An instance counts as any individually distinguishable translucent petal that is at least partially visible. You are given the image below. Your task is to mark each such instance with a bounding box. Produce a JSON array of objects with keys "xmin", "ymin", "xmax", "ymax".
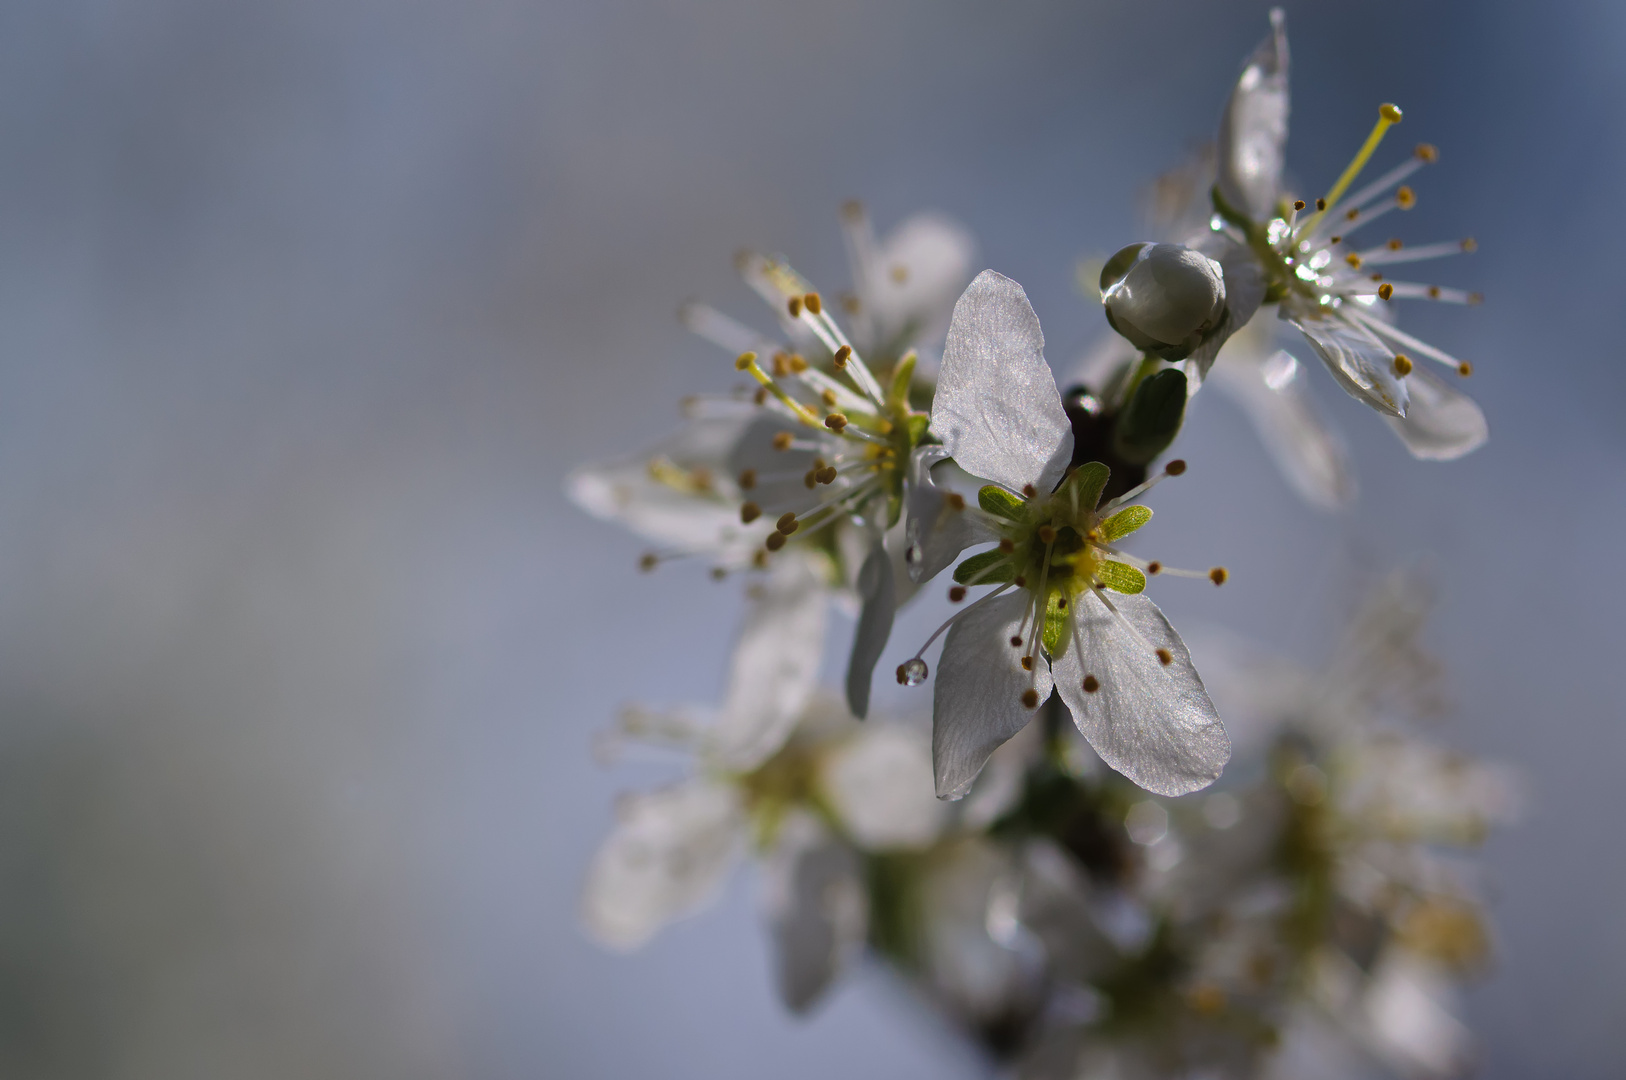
[
  {"xmin": 845, "ymin": 533, "xmax": 897, "ymax": 719},
  {"xmin": 1216, "ymin": 8, "xmax": 1290, "ymax": 222},
  {"xmin": 932, "ymin": 591, "xmax": 1053, "ymax": 799},
  {"xmin": 903, "ymin": 446, "xmax": 999, "ymax": 584},
  {"xmin": 580, "ymin": 780, "xmax": 742, "ymax": 950},
  {"xmin": 863, "ymin": 212, "xmax": 977, "ymax": 351},
  {"xmin": 1384, "ymin": 366, "xmax": 1488, "ymax": 461},
  {"xmin": 1287, "ymin": 305, "xmax": 1410, "ymax": 417},
  {"xmin": 762, "ymin": 812, "xmax": 867, "ymax": 1013},
  {"xmin": 821, "ymin": 724, "xmax": 945, "ymax": 849},
  {"xmin": 935, "ymin": 270, "xmax": 1074, "ymax": 494},
  {"xmin": 711, "ymin": 552, "xmax": 829, "ymax": 769},
  {"xmin": 1051, "ymin": 592, "xmax": 1229, "ymax": 796},
  {"xmin": 1210, "ymin": 348, "xmax": 1357, "ymax": 509}
]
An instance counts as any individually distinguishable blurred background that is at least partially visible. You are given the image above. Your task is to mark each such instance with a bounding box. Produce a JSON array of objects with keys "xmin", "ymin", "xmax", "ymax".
[{"xmin": 0, "ymin": 0, "xmax": 1621, "ymax": 1076}]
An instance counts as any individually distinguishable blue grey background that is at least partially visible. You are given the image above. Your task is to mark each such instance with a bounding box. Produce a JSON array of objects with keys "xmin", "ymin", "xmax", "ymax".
[{"xmin": 0, "ymin": 0, "xmax": 1620, "ymax": 1076}]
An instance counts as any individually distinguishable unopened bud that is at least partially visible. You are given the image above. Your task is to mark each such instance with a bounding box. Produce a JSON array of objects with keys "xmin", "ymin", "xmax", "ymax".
[{"xmin": 1101, "ymin": 243, "xmax": 1227, "ymax": 361}]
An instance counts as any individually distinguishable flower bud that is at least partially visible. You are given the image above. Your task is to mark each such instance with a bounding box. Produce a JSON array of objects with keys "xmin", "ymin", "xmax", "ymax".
[{"xmin": 1101, "ymin": 243, "xmax": 1227, "ymax": 360}]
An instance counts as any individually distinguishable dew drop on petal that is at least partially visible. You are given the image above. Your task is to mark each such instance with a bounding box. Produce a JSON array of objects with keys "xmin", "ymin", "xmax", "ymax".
[{"xmin": 897, "ymin": 659, "xmax": 928, "ymax": 687}]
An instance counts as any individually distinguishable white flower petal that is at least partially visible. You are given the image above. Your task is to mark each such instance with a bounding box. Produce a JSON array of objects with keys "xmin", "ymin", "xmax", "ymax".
[
  {"xmin": 1216, "ymin": 8, "xmax": 1290, "ymax": 222},
  {"xmin": 1211, "ymin": 348, "xmax": 1357, "ymax": 509},
  {"xmin": 1183, "ymin": 240, "xmax": 1269, "ymax": 386},
  {"xmin": 865, "ymin": 212, "xmax": 977, "ymax": 350},
  {"xmin": 762, "ymin": 812, "xmax": 867, "ymax": 1013},
  {"xmin": 935, "ymin": 270, "xmax": 1074, "ymax": 494},
  {"xmin": 1287, "ymin": 305, "xmax": 1410, "ymax": 418},
  {"xmin": 1363, "ymin": 954, "xmax": 1474, "ymax": 1079},
  {"xmin": 566, "ymin": 416, "xmax": 766, "ymax": 559},
  {"xmin": 821, "ymin": 724, "xmax": 945, "ymax": 849},
  {"xmin": 1051, "ymin": 592, "xmax": 1229, "ymax": 796},
  {"xmin": 711, "ymin": 551, "xmax": 829, "ymax": 769},
  {"xmin": 933, "ymin": 591, "xmax": 1053, "ymax": 799},
  {"xmin": 580, "ymin": 780, "xmax": 742, "ymax": 950},
  {"xmin": 845, "ymin": 533, "xmax": 897, "ymax": 719},
  {"xmin": 1385, "ymin": 365, "xmax": 1488, "ymax": 461},
  {"xmin": 903, "ymin": 446, "xmax": 1000, "ymax": 584}
]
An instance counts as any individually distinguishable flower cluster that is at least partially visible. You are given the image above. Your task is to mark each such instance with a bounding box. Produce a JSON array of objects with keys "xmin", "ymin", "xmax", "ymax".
[{"xmin": 568, "ymin": 9, "xmax": 1507, "ymax": 1077}]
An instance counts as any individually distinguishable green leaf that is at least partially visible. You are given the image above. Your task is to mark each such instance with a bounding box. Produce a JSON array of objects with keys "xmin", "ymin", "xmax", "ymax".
[
  {"xmin": 1112, "ymin": 367, "xmax": 1188, "ymax": 465},
  {"xmin": 953, "ymin": 549, "xmax": 1016, "ymax": 585},
  {"xmin": 889, "ymin": 352, "xmax": 918, "ymax": 407},
  {"xmin": 1041, "ymin": 590, "xmax": 1071, "ymax": 657},
  {"xmin": 1095, "ymin": 561, "xmax": 1147, "ymax": 594},
  {"xmin": 977, "ymin": 484, "xmax": 1026, "ymax": 519},
  {"xmin": 1099, "ymin": 504, "xmax": 1152, "ymax": 542},
  {"xmin": 1059, "ymin": 461, "xmax": 1110, "ymax": 513}
]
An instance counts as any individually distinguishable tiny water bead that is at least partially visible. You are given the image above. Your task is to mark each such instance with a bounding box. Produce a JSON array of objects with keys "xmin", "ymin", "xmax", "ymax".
[{"xmin": 896, "ymin": 658, "xmax": 929, "ymax": 686}]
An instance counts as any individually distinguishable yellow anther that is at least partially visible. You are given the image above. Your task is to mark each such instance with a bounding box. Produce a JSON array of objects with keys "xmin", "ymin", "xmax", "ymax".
[
  {"xmin": 803, "ymin": 292, "xmax": 822, "ymax": 315},
  {"xmin": 1370, "ymin": 272, "xmax": 1385, "ymax": 281},
  {"xmin": 1428, "ymin": 286, "xmax": 1441, "ymax": 299},
  {"xmin": 841, "ymin": 199, "xmax": 863, "ymax": 221},
  {"xmin": 841, "ymin": 295, "xmax": 861, "ymax": 315},
  {"xmin": 999, "ymin": 539, "xmax": 1015, "ymax": 553},
  {"xmin": 1345, "ymin": 252, "xmax": 1363, "ymax": 268},
  {"xmin": 1461, "ymin": 237, "xmax": 1478, "ymax": 252},
  {"xmin": 776, "ymin": 512, "xmax": 798, "ymax": 534},
  {"xmin": 639, "ymin": 553, "xmax": 658, "ymax": 572},
  {"xmin": 1468, "ymin": 292, "xmax": 1484, "ymax": 306},
  {"xmin": 1396, "ymin": 185, "xmax": 1416, "ymax": 209},
  {"xmin": 1380, "ymin": 102, "xmax": 1404, "ymax": 123},
  {"xmin": 772, "ymin": 431, "xmax": 794, "ymax": 451},
  {"xmin": 1020, "ymin": 689, "xmax": 1040, "ymax": 709},
  {"xmin": 1378, "ymin": 283, "xmax": 1395, "ymax": 300},
  {"xmin": 824, "ymin": 413, "xmax": 848, "ymax": 431},
  {"xmin": 1304, "ymin": 106, "xmax": 1401, "ymax": 234},
  {"xmin": 1415, "ymin": 142, "xmax": 1439, "ymax": 162},
  {"xmin": 1293, "ymin": 199, "xmax": 1306, "ymax": 211},
  {"xmin": 738, "ymin": 468, "xmax": 757, "ymax": 490},
  {"xmin": 1209, "ymin": 567, "xmax": 1229, "ymax": 586},
  {"xmin": 1316, "ymin": 198, "xmax": 1327, "ymax": 211},
  {"xmin": 946, "ymin": 493, "xmax": 966, "ymax": 511},
  {"xmin": 1387, "ymin": 238, "xmax": 1404, "ymax": 251},
  {"xmin": 816, "ymin": 466, "xmax": 838, "ymax": 485},
  {"xmin": 690, "ymin": 468, "xmax": 713, "ymax": 492},
  {"xmin": 1082, "ymin": 675, "xmax": 1100, "ymax": 693},
  {"xmin": 1147, "ymin": 561, "xmax": 1162, "ymax": 575},
  {"xmin": 1457, "ymin": 361, "xmax": 1474, "ymax": 377},
  {"xmin": 752, "ymin": 549, "xmax": 768, "ymax": 568},
  {"xmin": 787, "ymin": 296, "xmax": 803, "ymax": 318},
  {"xmin": 771, "ymin": 352, "xmax": 791, "ymax": 377},
  {"xmin": 1345, "ymin": 207, "xmax": 1360, "ymax": 222},
  {"xmin": 1038, "ymin": 524, "xmax": 1057, "ymax": 543},
  {"xmin": 1156, "ymin": 648, "xmax": 1173, "ymax": 666},
  {"xmin": 1393, "ymin": 354, "xmax": 1413, "ymax": 376},
  {"xmin": 789, "ymin": 354, "xmax": 809, "ymax": 373},
  {"xmin": 1330, "ymin": 235, "xmax": 1343, "ymax": 244},
  {"xmin": 735, "ymin": 350, "xmax": 757, "ymax": 371},
  {"xmin": 821, "ymin": 389, "xmax": 838, "ymax": 407},
  {"xmin": 740, "ymin": 501, "xmax": 762, "ymax": 524},
  {"xmin": 753, "ymin": 387, "xmax": 768, "ymax": 405},
  {"xmin": 833, "ymin": 345, "xmax": 852, "ymax": 368},
  {"xmin": 765, "ymin": 532, "xmax": 787, "ymax": 552},
  {"xmin": 1165, "ymin": 459, "xmax": 1187, "ymax": 476},
  {"xmin": 1021, "ymin": 656, "xmax": 1033, "ymax": 671},
  {"xmin": 890, "ymin": 265, "xmax": 908, "ymax": 284},
  {"xmin": 803, "ymin": 470, "xmax": 817, "ymax": 489}
]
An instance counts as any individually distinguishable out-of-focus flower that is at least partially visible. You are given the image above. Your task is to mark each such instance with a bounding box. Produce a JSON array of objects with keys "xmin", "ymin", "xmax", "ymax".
[
  {"xmin": 582, "ymin": 553, "xmax": 946, "ymax": 1009},
  {"xmin": 1210, "ymin": 9, "xmax": 1488, "ymax": 460},
  {"xmin": 836, "ymin": 201, "xmax": 978, "ymax": 371},
  {"xmin": 896, "ymin": 270, "xmax": 1230, "ymax": 799}
]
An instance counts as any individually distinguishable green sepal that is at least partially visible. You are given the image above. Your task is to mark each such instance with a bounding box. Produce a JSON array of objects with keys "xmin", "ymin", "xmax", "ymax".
[
  {"xmin": 1112, "ymin": 367, "xmax": 1188, "ymax": 465},
  {"xmin": 977, "ymin": 484, "xmax": 1026, "ymax": 519},
  {"xmin": 1099, "ymin": 504, "xmax": 1152, "ymax": 543},
  {"xmin": 953, "ymin": 549, "xmax": 1016, "ymax": 585},
  {"xmin": 903, "ymin": 412, "xmax": 929, "ymax": 448},
  {"xmin": 889, "ymin": 352, "xmax": 918, "ymax": 408},
  {"xmin": 1059, "ymin": 461, "xmax": 1110, "ymax": 514},
  {"xmin": 1041, "ymin": 590, "xmax": 1071, "ymax": 657},
  {"xmin": 1096, "ymin": 561, "xmax": 1147, "ymax": 594}
]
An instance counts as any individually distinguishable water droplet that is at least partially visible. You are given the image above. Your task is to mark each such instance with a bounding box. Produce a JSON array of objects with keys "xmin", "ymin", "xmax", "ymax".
[
  {"xmin": 896, "ymin": 658, "xmax": 928, "ymax": 686},
  {"xmin": 905, "ymin": 543, "xmax": 923, "ymax": 565}
]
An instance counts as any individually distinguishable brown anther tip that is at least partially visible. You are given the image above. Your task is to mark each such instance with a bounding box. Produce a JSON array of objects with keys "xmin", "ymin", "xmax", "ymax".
[
  {"xmin": 1415, "ymin": 142, "xmax": 1439, "ymax": 162},
  {"xmin": 890, "ymin": 264, "xmax": 909, "ymax": 284},
  {"xmin": 803, "ymin": 292, "xmax": 822, "ymax": 315},
  {"xmin": 771, "ymin": 352, "xmax": 789, "ymax": 377},
  {"xmin": 1370, "ymin": 272, "xmax": 1385, "ymax": 282},
  {"xmin": 752, "ymin": 549, "xmax": 768, "ymax": 569},
  {"xmin": 1396, "ymin": 186, "xmax": 1416, "ymax": 209},
  {"xmin": 764, "ymin": 532, "xmax": 787, "ymax": 552},
  {"xmin": 998, "ymin": 539, "xmax": 1015, "ymax": 553},
  {"xmin": 1209, "ymin": 567, "xmax": 1229, "ymax": 586},
  {"xmin": 1010, "ymin": 636, "xmax": 1023, "ymax": 647},
  {"xmin": 776, "ymin": 511, "xmax": 798, "ymax": 534},
  {"xmin": 735, "ymin": 351, "xmax": 757, "ymax": 371},
  {"xmin": 833, "ymin": 344, "xmax": 852, "ymax": 368},
  {"xmin": 1329, "ymin": 235, "xmax": 1342, "ymax": 245},
  {"xmin": 1345, "ymin": 207, "xmax": 1360, "ymax": 221},
  {"xmin": 1378, "ymin": 283, "xmax": 1395, "ymax": 300},
  {"xmin": 1468, "ymin": 292, "xmax": 1484, "ymax": 306},
  {"xmin": 789, "ymin": 354, "xmax": 808, "ymax": 373},
  {"xmin": 841, "ymin": 199, "xmax": 863, "ymax": 220},
  {"xmin": 1082, "ymin": 675, "xmax": 1100, "ymax": 693},
  {"xmin": 709, "ymin": 566, "xmax": 727, "ymax": 581},
  {"xmin": 1022, "ymin": 484, "xmax": 1037, "ymax": 498},
  {"xmin": 1038, "ymin": 524, "xmax": 1057, "ymax": 543},
  {"xmin": 1461, "ymin": 237, "xmax": 1478, "ymax": 252},
  {"xmin": 1020, "ymin": 689, "xmax": 1040, "ymax": 709},
  {"xmin": 1428, "ymin": 285, "xmax": 1441, "ymax": 299},
  {"xmin": 787, "ymin": 296, "xmax": 804, "ymax": 318},
  {"xmin": 1055, "ymin": 597, "xmax": 1067, "ymax": 609},
  {"xmin": 1021, "ymin": 656, "xmax": 1033, "ymax": 671},
  {"xmin": 821, "ymin": 389, "xmax": 838, "ymax": 407},
  {"xmin": 1316, "ymin": 198, "xmax": 1327, "ymax": 211},
  {"xmin": 753, "ymin": 387, "xmax": 768, "ymax": 406},
  {"xmin": 738, "ymin": 468, "xmax": 757, "ymax": 490},
  {"xmin": 824, "ymin": 413, "xmax": 848, "ymax": 431},
  {"xmin": 1380, "ymin": 102, "xmax": 1403, "ymax": 123},
  {"xmin": 1165, "ymin": 459, "xmax": 1187, "ymax": 476},
  {"xmin": 841, "ymin": 295, "xmax": 861, "ymax": 315},
  {"xmin": 1013, "ymin": 575, "xmax": 1027, "ymax": 588},
  {"xmin": 1393, "ymin": 354, "xmax": 1413, "ymax": 376},
  {"xmin": 638, "ymin": 553, "xmax": 659, "ymax": 572},
  {"xmin": 946, "ymin": 493, "xmax": 966, "ymax": 511},
  {"xmin": 816, "ymin": 466, "xmax": 838, "ymax": 485},
  {"xmin": 949, "ymin": 586, "xmax": 967, "ymax": 603},
  {"xmin": 1147, "ymin": 561, "xmax": 1162, "ymax": 575},
  {"xmin": 740, "ymin": 501, "xmax": 762, "ymax": 524},
  {"xmin": 772, "ymin": 431, "xmax": 794, "ymax": 451},
  {"xmin": 1385, "ymin": 238, "xmax": 1402, "ymax": 252},
  {"xmin": 1457, "ymin": 361, "xmax": 1474, "ymax": 377},
  {"xmin": 1345, "ymin": 252, "xmax": 1363, "ymax": 268},
  {"xmin": 1293, "ymin": 200, "xmax": 1306, "ymax": 212},
  {"xmin": 803, "ymin": 471, "xmax": 817, "ymax": 489},
  {"xmin": 1156, "ymin": 648, "xmax": 1173, "ymax": 666}
]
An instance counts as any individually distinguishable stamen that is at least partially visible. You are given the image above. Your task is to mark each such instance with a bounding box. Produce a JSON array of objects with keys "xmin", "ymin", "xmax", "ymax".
[
  {"xmin": 1393, "ymin": 354, "xmax": 1413, "ymax": 377},
  {"xmin": 1022, "ymin": 484, "xmax": 1037, "ymax": 498},
  {"xmin": 1097, "ymin": 460, "xmax": 1183, "ymax": 515},
  {"xmin": 1378, "ymin": 283, "xmax": 1395, "ymax": 300},
  {"xmin": 776, "ymin": 512, "xmax": 799, "ymax": 535},
  {"xmin": 1156, "ymin": 648, "xmax": 1173, "ymax": 666},
  {"xmin": 833, "ymin": 345, "xmax": 851, "ymax": 369},
  {"xmin": 1346, "ymin": 307, "xmax": 1468, "ymax": 371},
  {"xmin": 1147, "ymin": 561, "xmax": 1162, "ymax": 575},
  {"xmin": 803, "ymin": 292, "xmax": 822, "ymax": 315},
  {"xmin": 1396, "ymin": 185, "xmax": 1416, "ymax": 209},
  {"xmin": 1209, "ymin": 567, "xmax": 1229, "ymax": 586},
  {"xmin": 1457, "ymin": 361, "xmax": 1473, "ymax": 377},
  {"xmin": 1298, "ymin": 104, "xmax": 1402, "ymax": 239},
  {"xmin": 1083, "ymin": 675, "xmax": 1100, "ymax": 693},
  {"xmin": 1357, "ymin": 239, "xmax": 1476, "ymax": 267},
  {"xmin": 947, "ymin": 493, "xmax": 966, "ymax": 511},
  {"xmin": 765, "ymin": 532, "xmax": 787, "ymax": 552},
  {"xmin": 639, "ymin": 553, "xmax": 658, "ymax": 572},
  {"xmin": 772, "ymin": 432, "xmax": 794, "ymax": 451},
  {"xmin": 902, "ymin": 583, "xmax": 1016, "ymax": 671},
  {"xmin": 1021, "ymin": 689, "xmax": 1040, "ymax": 708},
  {"xmin": 787, "ymin": 296, "xmax": 803, "ymax": 318},
  {"xmin": 740, "ymin": 502, "xmax": 762, "ymax": 524},
  {"xmin": 678, "ymin": 302, "xmax": 776, "ymax": 356},
  {"xmin": 949, "ymin": 586, "xmax": 967, "ymax": 602},
  {"xmin": 738, "ymin": 469, "xmax": 757, "ymax": 489}
]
